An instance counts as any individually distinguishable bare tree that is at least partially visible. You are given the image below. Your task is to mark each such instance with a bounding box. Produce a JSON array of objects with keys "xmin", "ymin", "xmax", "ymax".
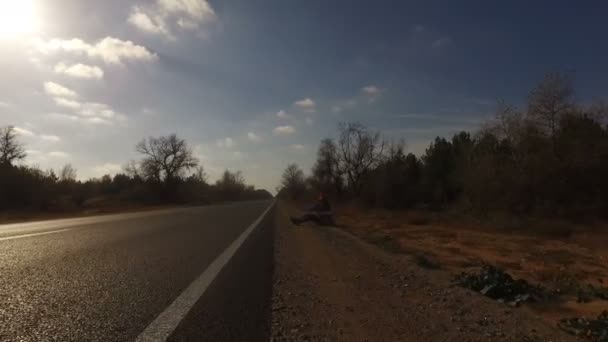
[
  {"xmin": 337, "ymin": 122, "xmax": 386, "ymax": 195},
  {"xmin": 59, "ymin": 164, "xmax": 77, "ymax": 182},
  {"xmin": 386, "ymin": 139, "xmax": 407, "ymax": 160},
  {"xmin": 216, "ymin": 169, "xmax": 246, "ymax": 200},
  {"xmin": 0, "ymin": 126, "xmax": 27, "ymax": 166},
  {"xmin": 527, "ymin": 72, "xmax": 574, "ymax": 137},
  {"xmin": 124, "ymin": 160, "xmax": 140, "ymax": 179},
  {"xmin": 587, "ymin": 101, "xmax": 608, "ymax": 125},
  {"xmin": 191, "ymin": 166, "xmax": 208, "ymax": 183},
  {"xmin": 135, "ymin": 134, "xmax": 198, "ymax": 182},
  {"xmin": 485, "ymin": 101, "xmax": 523, "ymax": 142},
  {"xmin": 280, "ymin": 163, "xmax": 306, "ymax": 199},
  {"xmin": 216, "ymin": 169, "xmax": 245, "ymax": 187},
  {"xmin": 311, "ymin": 138, "xmax": 343, "ymax": 194}
]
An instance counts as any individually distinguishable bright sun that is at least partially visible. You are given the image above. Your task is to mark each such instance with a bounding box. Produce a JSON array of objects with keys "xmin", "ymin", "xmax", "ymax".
[{"xmin": 0, "ymin": 0, "xmax": 41, "ymax": 40}]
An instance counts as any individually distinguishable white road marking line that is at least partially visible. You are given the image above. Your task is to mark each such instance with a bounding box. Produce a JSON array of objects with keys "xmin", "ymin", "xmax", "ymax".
[
  {"xmin": 135, "ymin": 201, "xmax": 275, "ymax": 342},
  {"xmin": 0, "ymin": 207, "xmax": 197, "ymax": 233},
  {"xmin": 0, "ymin": 228, "xmax": 73, "ymax": 241}
]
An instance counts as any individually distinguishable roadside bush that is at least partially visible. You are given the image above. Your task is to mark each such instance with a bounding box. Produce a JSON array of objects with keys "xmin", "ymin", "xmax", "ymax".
[
  {"xmin": 0, "ymin": 130, "xmax": 273, "ymax": 215},
  {"xmin": 294, "ymin": 72, "xmax": 608, "ymax": 224}
]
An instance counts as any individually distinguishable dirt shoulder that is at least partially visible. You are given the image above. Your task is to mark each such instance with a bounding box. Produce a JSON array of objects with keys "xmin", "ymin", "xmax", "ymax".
[
  {"xmin": 336, "ymin": 206, "xmax": 608, "ymax": 324},
  {"xmin": 271, "ymin": 202, "xmax": 576, "ymax": 341}
]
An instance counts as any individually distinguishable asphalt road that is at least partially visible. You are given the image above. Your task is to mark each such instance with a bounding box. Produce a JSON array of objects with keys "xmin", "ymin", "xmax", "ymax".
[{"xmin": 0, "ymin": 200, "xmax": 275, "ymax": 342}]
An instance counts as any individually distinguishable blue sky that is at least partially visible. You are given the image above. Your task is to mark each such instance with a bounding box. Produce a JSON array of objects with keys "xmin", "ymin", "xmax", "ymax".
[{"xmin": 1, "ymin": 0, "xmax": 607, "ymax": 191}]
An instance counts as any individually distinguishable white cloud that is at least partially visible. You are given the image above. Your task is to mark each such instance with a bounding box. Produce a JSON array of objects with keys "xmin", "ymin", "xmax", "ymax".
[
  {"xmin": 274, "ymin": 125, "xmax": 295, "ymax": 135},
  {"xmin": 414, "ymin": 25, "xmax": 425, "ymax": 33},
  {"xmin": 91, "ymin": 163, "xmax": 122, "ymax": 177},
  {"xmin": 48, "ymin": 113, "xmax": 80, "ymax": 121},
  {"xmin": 247, "ymin": 132, "xmax": 261, "ymax": 142},
  {"xmin": 432, "ymin": 37, "xmax": 451, "ymax": 49},
  {"xmin": 40, "ymin": 135, "xmax": 60, "ymax": 142},
  {"xmin": 54, "ymin": 97, "xmax": 82, "ymax": 109},
  {"xmin": 362, "ymin": 85, "xmax": 381, "ymax": 96},
  {"xmin": 305, "ymin": 117, "xmax": 314, "ymax": 126},
  {"xmin": 129, "ymin": 9, "xmax": 157, "ymax": 32},
  {"xmin": 290, "ymin": 144, "xmax": 305, "ymax": 151},
  {"xmin": 128, "ymin": 6, "xmax": 172, "ymax": 38},
  {"xmin": 332, "ymin": 99, "xmax": 358, "ymax": 113},
  {"xmin": 34, "ymin": 37, "xmax": 157, "ymax": 65},
  {"xmin": 361, "ymin": 85, "xmax": 384, "ymax": 103},
  {"xmin": 276, "ymin": 110, "xmax": 289, "ymax": 119},
  {"xmin": 48, "ymin": 151, "xmax": 69, "ymax": 158},
  {"xmin": 129, "ymin": 0, "xmax": 217, "ymax": 39},
  {"xmin": 87, "ymin": 117, "xmax": 113, "ymax": 125},
  {"xmin": 55, "ymin": 63, "xmax": 104, "ymax": 80},
  {"xmin": 294, "ymin": 98, "xmax": 316, "ymax": 113},
  {"xmin": 232, "ymin": 151, "xmax": 243, "ymax": 159},
  {"xmin": 13, "ymin": 127, "xmax": 35, "ymax": 137},
  {"xmin": 44, "ymin": 82, "xmax": 77, "ymax": 98},
  {"xmin": 80, "ymin": 102, "xmax": 119, "ymax": 119},
  {"xmin": 34, "ymin": 38, "xmax": 90, "ymax": 54},
  {"xmin": 177, "ymin": 18, "xmax": 199, "ymax": 30},
  {"xmin": 51, "ymin": 98, "xmax": 125, "ymax": 124},
  {"xmin": 216, "ymin": 137, "xmax": 235, "ymax": 148},
  {"xmin": 94, "ymin": 37, "xmax": 157, "ymax": 64},
  {"xmin": 48, "ymin": 113, "xmax": 113, "ymax": 125},
  {"xmin": 158, "ymin": 0, "xmax": 216, "ymax": 22},
  {"xmin": 0, "ymin": 101, "xmax": 10, "ymax": 108}
]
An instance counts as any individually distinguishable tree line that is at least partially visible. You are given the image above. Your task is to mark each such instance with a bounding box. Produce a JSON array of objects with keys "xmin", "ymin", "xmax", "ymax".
[
  {"xmin": 0, "ymin": 129, "xmax": 271, "ymax": 213},
  {"xmin": 279, "ymin": 73, "xmax": 608, "ymax": 219}
]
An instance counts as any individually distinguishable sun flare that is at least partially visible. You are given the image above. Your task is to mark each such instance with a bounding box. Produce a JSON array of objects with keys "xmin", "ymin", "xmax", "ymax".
[{"xmin": 0, "ymin": 0, "xmax": 41, "ymax": 40}]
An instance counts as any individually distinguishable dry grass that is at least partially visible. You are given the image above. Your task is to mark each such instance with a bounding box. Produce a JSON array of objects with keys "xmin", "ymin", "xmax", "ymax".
[
  {"xmin": 407, "ymin": 212, "xmax": 432, "ymax": 226},
  {"xmin": 336, "ymin": 205, "xmax": 608, "ymax": 323}
]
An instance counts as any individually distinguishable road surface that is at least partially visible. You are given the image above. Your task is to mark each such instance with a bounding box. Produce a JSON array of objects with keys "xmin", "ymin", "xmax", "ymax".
[{"xmin": 0, "ymin": 200, "xmax": 275, "ymax": 342}]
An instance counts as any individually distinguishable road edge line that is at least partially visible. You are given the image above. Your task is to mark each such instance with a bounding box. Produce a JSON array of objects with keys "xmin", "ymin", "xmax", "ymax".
[
  {"xmin": 135, "ymin": 201, "xmax": 275, "ymax": 342},
  {"xmin": 0, "ymin": 228, "xmax": 73, "ymax": 242}
]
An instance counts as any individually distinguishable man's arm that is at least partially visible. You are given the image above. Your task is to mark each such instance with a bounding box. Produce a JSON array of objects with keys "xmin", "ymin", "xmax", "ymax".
[
  {"xmin": 308, "ymin": 203, "xmax": 321, "ymax": 212},
  {"xmin": 309, "ymin": 200, "xmax": 331, "ymax": 213}
]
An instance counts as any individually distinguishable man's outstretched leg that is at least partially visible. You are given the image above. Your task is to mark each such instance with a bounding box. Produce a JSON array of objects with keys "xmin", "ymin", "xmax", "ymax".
[{"xmin": 291, "ymin": 213, "xmax": 319, "ymax": 226}]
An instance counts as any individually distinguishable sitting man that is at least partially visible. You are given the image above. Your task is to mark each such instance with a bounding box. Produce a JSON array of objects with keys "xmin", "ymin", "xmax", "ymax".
[{"xmin": 291, "ymin": 192, "xmax": 334, "ymax": 226}]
